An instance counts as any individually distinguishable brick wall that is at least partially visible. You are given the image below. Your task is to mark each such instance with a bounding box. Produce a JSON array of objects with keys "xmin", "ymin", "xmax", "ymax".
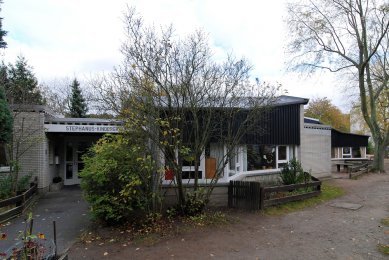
[{"xmin": 12, "ymin": 110, "xmax": 49, "ymax": 189}]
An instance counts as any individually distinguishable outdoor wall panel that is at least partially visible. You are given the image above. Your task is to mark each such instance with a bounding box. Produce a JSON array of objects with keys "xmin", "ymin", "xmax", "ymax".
[{"xmin": 301, "ymin": 124, "xmax": 331, "ymax": 178}]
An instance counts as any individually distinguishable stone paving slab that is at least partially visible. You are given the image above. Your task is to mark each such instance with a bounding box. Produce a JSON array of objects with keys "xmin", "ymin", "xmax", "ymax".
[{"xmin": 329, "ymin": 202, "xmax": 363, "ymax": 210}]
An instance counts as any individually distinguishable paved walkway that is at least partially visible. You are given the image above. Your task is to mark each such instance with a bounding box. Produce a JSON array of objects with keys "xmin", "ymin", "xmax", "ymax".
[{"xmin": 0, "ymin": 186, "xmax": 90, "ymax": 255}]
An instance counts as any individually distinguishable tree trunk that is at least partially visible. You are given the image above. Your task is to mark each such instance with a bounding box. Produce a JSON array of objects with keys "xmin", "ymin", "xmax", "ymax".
[
  {"xmin": 175, "ymin": 166, "xmax": 186, "ymax": 210},
  {"xmin": 373, "ymin": 139, "xmax": 386, "ymax": 173}
]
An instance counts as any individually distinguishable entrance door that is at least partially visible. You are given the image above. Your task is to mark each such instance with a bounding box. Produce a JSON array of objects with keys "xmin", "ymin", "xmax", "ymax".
[{"xmin": 64, "ymin": 141, "xmax": 90, "ymax": 185}]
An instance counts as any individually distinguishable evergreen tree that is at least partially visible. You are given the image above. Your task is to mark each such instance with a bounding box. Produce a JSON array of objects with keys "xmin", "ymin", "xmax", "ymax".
[
  {"xmin": 6, "ymin": 56, "xmax": 44, "ymax": 105},
  {"xmin": 0, "ymin": 0, "xmax": 7, "ymax": 49},
  {"xmin": 68, "ymin": 78, "xmax": 88, "ymax": 118},
  {"xmin": 0, "ymin": 84, "xmax": 12, "ymax": 143}
]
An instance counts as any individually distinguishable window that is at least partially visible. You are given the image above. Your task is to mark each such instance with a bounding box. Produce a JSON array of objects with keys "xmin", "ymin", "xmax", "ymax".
[
  {"xmin": 164, "ymin": 146, "xmax": 204, "ymax": 181},
  {"xmin": 228, "ymin": 147, "xmax": 240, "ymax": 176},
  {"xmin": 278, "ymin": 146, "xmax": 287, "ymax": 160},
  {"xmin": 247, "ymin": 145, "xmax": 276, "ymax": 171},
  {"xmin": 352, "ymin": 147, "xmax": 361, "ymax": 158},
  {"xmin": 182, "ymin": 171, "xmax": 203, "ymax": 179},
  {"xmin": 182, "ymin": 155, "xmax": 199, "ymax": 167},
  {"xmin": 342, "ymin": 147, "xmax": 351, "ymax": 158},
  {"xmin": 277, "ymin": 145, "xmax": 288, "ymax": 168}
]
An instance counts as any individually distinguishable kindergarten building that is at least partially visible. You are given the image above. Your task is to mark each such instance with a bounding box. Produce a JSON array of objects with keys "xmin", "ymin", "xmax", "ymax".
[{"xmin": 5, "ymin": 97, "xmax": 369, "ymax": 191}]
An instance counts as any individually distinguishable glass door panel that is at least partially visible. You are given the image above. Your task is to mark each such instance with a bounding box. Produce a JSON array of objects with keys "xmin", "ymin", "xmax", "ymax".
[{"xmin": 64, "ymin": 140, "xmax": 91, "ymax": 185}]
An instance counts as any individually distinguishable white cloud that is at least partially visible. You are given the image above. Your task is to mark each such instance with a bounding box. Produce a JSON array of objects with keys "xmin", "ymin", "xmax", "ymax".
[{"xmin": 1, "ymin": 0, "xmax": 352, "ymax": 112}]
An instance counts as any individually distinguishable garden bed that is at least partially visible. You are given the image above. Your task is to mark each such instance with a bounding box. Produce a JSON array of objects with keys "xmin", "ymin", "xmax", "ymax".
[
  {"xmin": 260, "ymin": 176, "xmax": 321, "ymax": 209},
  {"xmin": 228, "ymin": 176, "xmax": 321, "ymax": 210}
]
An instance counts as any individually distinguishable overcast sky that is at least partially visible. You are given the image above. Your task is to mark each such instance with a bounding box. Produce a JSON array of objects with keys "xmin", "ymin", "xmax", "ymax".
[{"xmin": 2, "ymin": 0, "xmax": 353, "ymax": 111}]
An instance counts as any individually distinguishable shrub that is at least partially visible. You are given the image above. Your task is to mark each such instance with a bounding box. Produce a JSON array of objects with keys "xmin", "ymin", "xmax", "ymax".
[
  {"xmin": 80, "ymin": 134, "xmax": 158, "ymax": 224},
  {"xmin": 52, "ymin": 176, "xmax": 62, "ymax": 183},
  {"xmin": 0, "ymin": 174, "xmax": 13, "ymax": 199},
  {"xmin": 17, "ymin": 174, "xmax": 32, "ymax": 191},
  {"xmin": 0, "ymin": 174, "xmax": 32, "ymax": 199},
  {"xmin": 279, "ymin": 158, "xmax": 307, "ymax": 185},
  {"xmin": 183, "ymin": 189, "xmax": 207, "ymax": 216}
]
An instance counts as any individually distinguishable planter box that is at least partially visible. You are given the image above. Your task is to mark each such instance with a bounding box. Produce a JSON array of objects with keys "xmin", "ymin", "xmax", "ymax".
[{"xmin": 50, "ymin": 181, "xmax": 64, "ymax": 192}]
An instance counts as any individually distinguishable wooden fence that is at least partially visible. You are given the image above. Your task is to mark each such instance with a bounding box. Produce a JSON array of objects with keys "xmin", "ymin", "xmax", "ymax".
[
  {"xmin": 228, "ymin": 181, "xmax": 261, "ymax": 210},
  {"xmin": 347, "ymin": 161, "xmax": 373, "ymax": 179},
  {"xmin": 228, "ymin": 177, "xmax": 321, "ymax": 211},
  {"xmin": 0, "ymin": 183, "xmax": 38, "ymax": 223}
]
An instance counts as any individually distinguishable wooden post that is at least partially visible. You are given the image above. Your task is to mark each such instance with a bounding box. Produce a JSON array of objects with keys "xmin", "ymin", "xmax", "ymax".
[
  {"xmin": 53, "ymin": 220, "xmax": 57, "ymax": 257},
  {"xmin": 260, "ymin": 187, "xmax": 265, "ymax": 210},
  {"xmin": 228, "ymin": 181, "xmax": 232, "ymax": 208},
  {"xmin": 256, "ymin": 183, "xmax": 261, "ymax": 211}
]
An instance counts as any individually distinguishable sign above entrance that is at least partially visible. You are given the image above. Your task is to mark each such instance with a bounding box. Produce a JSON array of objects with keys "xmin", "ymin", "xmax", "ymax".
[{"xmin": 44, "ymin": 124, "xmax": 120, "ymax": 133}]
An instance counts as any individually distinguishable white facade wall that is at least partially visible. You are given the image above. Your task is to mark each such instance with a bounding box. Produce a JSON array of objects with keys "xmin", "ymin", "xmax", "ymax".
[{"xmin": 300, "ymin": 123, "xmax": 332, "ymax": 178}]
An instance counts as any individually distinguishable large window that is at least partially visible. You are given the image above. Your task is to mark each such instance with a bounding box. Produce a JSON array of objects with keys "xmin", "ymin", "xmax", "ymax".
[{"xmin": 247, "ymin": 145, "xmax": 276, "ymax": 171}]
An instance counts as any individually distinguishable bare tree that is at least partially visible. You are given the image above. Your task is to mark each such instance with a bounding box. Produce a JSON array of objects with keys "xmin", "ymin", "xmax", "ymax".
[
  {"xmin": 42, "ymin": 77, "xmax": 95, "ymax": 117},
  {"xmin": 41, "ymin": 78, "xmax": 72, "ymax": 116},
  {"xmin": 87, "ymin": 70, "xmax": 132, "ymax": 116},
  {"xmin": 111, "ymin": 8, "xmax": 278, "ymax": 211},
  {"xmin": 286, "ymin": 0, "xmax": 389, "ymax": 171}
]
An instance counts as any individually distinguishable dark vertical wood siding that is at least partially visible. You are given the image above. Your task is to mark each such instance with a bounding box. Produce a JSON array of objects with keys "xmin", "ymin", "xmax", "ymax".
[
  {"xmin": 178, "ymin": 103, "xmax": 302, "ymax": 146},
  {"xmin": 244, "ymin": 104, "xmax": 301, "ymax": 145},
  {"xmin": 331, "ymin": 129, "xmax": 369, "ymax": 147}
]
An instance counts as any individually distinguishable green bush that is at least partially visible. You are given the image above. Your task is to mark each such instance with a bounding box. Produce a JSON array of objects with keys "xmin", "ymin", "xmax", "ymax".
[
  {"xmin": 17, "ymin": 174, "xmax": 32, "ymax": 191},
  {"xmin": 80, "ymin": 134, "xmax": 157, "ymax": 224},
  {"xmin": 183, "ymin": 189, "xmax": 207, "ymax": 216},
  {"xmin": 0, "ymin": 174, "xmax": 13, "ymax": 199},
  {"xmin": 279, "ymin": 158, "xmax": 308, "ymax": 185},
  {"xmin": 0, "ymin": 174, "xmax": 32, "ymax": 199}
]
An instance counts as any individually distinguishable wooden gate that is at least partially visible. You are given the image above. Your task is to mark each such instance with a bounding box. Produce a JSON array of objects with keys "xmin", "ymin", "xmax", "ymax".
[{"xmin": 228, "ymin": 181, "xmax": 261, "ymax": 210}]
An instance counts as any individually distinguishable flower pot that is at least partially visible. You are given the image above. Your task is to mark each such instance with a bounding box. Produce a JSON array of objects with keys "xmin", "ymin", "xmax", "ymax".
[{"xmin": 50, "ymin": 181, "xmax": 64, "ymax": 192}]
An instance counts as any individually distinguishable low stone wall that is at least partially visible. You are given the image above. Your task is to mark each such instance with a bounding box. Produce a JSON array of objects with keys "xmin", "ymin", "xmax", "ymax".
[
  {"xmin": 162, "ymin": 184, "xmax": 229, "ymax": 208},
  {"xmin": 242, "ymin": 172, "xmax": 281, "ymax": 186}
]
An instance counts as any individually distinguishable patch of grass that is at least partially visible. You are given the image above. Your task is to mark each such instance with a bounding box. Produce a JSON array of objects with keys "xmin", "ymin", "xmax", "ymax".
[
  {"xmin": 378, "ymin": 244, "xmax": 389, "ymax": 255},
  {"xmin": 381, "ymin": 217, "xmax": 389, "ymax": 227},
  {"xmin": 264, "ymin": 182, "xmax": 345, "ymax": 215}
]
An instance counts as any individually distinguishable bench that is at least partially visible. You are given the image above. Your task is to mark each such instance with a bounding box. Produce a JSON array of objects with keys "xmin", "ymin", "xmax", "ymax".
[{"xmin": 335, "ymin": 162, "xmax": 354, "ymax": 172}]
